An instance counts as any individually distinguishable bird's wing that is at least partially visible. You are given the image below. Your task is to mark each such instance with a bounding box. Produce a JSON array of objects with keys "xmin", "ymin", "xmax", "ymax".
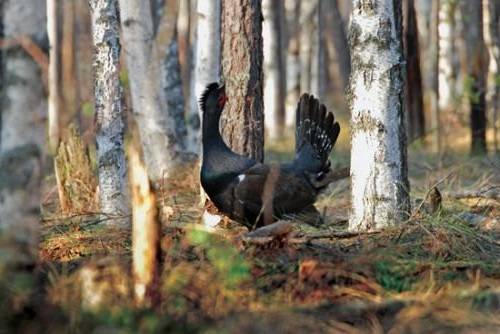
[{"xmin": 232, "ymin": 163, "xmax": 317, "ymax": 225}]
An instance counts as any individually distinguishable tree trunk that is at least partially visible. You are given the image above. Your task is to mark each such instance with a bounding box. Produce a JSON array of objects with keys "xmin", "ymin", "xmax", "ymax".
[
  {"xmin": 61, "ymin": 0, "xmax": 80, "ymax": 125},
  {"xmin": 310, "ymin": 1, "xmax": 325, "ymax": 100},
  {"xmin": 47, "ymin": 0, "xmax": 60, "ymax": 154},
  {"xmin": 438, "ymin": 0, "xmax": 458, "ymax": 112},
  {"xmin": 430, "ymin": 0, "xmax": 442, "ymax": 154},
  {"xmin": 89, "ymin": 0, "xmax": 129, "ymax": 222},
  {"xmin": 263, "ymin": 0, "xmax": 286, "ymax": 139},
  {"xmin": 188, "ymin": 0, "xmax": 221, "ymax": 153},
  {"xmin": 177, "ymin": 0, "xmax": 191, "ymax": 113},
  {"xmin": 299, "ymin": 0, "xmax": 316, "ymax": 94},
  {"xmin": 284, "ymin": 0, "xmax": 300, "ymax": 127},
  {"xmin": 0, "ymin": 0, "xmax": 45, "ymax": 307},
  {"xmin": 403, "ymin": 0, "xmax": 425, "ymax": 141},
  {"xmin": 348, "ymin": 0, "xmax": 410, "ymax": 231},
  {"xmin": 221, "ymin": 0, "xmax": 264, "ymax": 162},
  {"xmin": 129, "ymin": 145, "xmax": 160, "ymax": 307},
  {"xmin": 324, "ymin": 0, "xmax": 350, "ymax": 90},
  {"xmin": 484, "ymin": 0, "xmax": 500, "ymax": 153},
  {"xmin": 460, "ymin": 1, "xmax": 488, "ymax": 154},
  {"xmin": 119, "ymin": 0, "xmax": 187, "ymax": 183}
]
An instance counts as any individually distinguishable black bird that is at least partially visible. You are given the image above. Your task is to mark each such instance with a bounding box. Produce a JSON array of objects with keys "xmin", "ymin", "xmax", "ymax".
[{"xmin": 200, "ymin": 83, "xmax": 340, "ymax": 229}]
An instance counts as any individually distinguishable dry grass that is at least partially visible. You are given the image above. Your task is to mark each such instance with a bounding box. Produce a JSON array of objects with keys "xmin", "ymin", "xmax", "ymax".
[{"xmin": 8, "ymin": 131, "xmax": 497, "ymax": 332}]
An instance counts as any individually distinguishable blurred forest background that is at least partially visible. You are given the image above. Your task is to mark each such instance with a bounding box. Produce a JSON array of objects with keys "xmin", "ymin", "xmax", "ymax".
[{"xmin": 0, "ymin": 0, "xmax": 499, "ymax": 333}]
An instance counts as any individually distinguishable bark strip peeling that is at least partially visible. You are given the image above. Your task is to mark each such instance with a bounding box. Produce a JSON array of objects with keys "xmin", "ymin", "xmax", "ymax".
[{"xmin": 348, "ymin": 0, "xmax": 410, "ymax": 231}]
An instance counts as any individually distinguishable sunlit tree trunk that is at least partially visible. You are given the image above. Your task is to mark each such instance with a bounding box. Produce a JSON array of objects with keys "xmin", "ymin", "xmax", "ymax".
[
  {"xmin": 188, "ymin": 0, "xmax": 221, "ymax": 153},
  {"xmin": 47, "ymin": 0, "xmax": 60, "ymax": 154},
  {"xmin": 177, "ymin": 0, "xmax": 191, "ymax": 110},
  {"xmin": 460, "ymin": 1, "xmax": 488, "ymax": 154},
  {"xmin": 484, "ymin": 0, "xmax": 500, "ymax": 152},
  {"xmin": 119, "ymin": 0, "xmax": 187, "ymax": 183},
  {"xmin": 263, "ymin": 0, "xmax": 286, "ymax": 139},
  {"xmin": 284, "ymin": 0, "xmax": 300, "ymax": 127},
  {"xmin": 89, "ymin": 0, "xmax": 129, "ymax": 222},
  {"xmin": 438, "ymin": 0, "xmax": 458, "ymax": 112},
  {"xmin": 0, "ymin": 0, "xmax": 45, "ymax": 307},
  {"xmin": 221, "ymin": 0, "xmax": 264, "ymax": 162},
  {"xmin": 403, "ymin": 0, "xmax": 425, "ymax": 141},
  {"xmin": 349, "ymin": 0, "xmax": 410, "ymax": 231}
]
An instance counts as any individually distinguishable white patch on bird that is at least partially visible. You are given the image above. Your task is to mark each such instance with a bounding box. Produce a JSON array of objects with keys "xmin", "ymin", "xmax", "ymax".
[
  {"xmin": 202, "ymin": 210, "xmax": 222, "ymax": 229},
  {"xmin": 238, "ymin": 174, "xmax": 246, "ymax": 182}
]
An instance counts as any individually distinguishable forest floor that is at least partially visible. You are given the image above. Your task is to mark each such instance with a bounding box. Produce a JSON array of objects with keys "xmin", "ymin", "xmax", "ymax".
[{"xmin": 4, "ymin": 134, "xmax": 500, "ymax": 333}]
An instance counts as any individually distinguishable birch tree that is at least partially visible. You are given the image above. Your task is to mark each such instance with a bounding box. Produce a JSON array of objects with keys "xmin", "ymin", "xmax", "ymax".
[
  {"xmin": 119, "ymin": 0, "xmax": 187, "ymax": 183},
  {"xmin": 299, "ymin": 0, "xmax": 316, "ymax": 94},
  {"xmin": 47, "ymin": 0, "xmax": 60, "ymax": 154},
  {"xmin": 484, "ymin": 0, "xmax": 500, "ymax": 152},
  {"xmin": 460, "ymin": 1, "xmax": 488, "ymax": 154},
  {"xmin": 221, "ymin": 0, "xmax": 264, "ymax": 162},
  {"xmin": 89, "ymin": 0, "xmax": 129, "ymax": 222},
  {"xmin": 430, "ymin": 0, "xmax": 442, "ymax": 154},
  {"xmin": 0, "ymin": 0, "xmax": 45, "ymax": 300},
  {"xmin": 263, "ymin": 0, "xmax": 286, "ymax": 139},
  {"xmin": 309, "ymin": 1, "xmax": 325, "ymax": 100},
  {"xmin": 438, "ymin": 0, "xmax": 458, "ymax": 112},
  {"xmin": 284, "ymin": 0, "xmax": 300, "ymax": 127},
  {"xmin": 349, "ymin": 0, "xmax": 410, "ymax": 231},
  {"xmin": 188, "ymin": 0, "xmax": 221, "ymax": 152}
]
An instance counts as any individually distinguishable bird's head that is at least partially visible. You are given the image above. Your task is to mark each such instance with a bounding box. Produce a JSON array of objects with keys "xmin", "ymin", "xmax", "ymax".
[{"xmin": 199, "ymin": 82, "xmax": 228, "ymax": 117}]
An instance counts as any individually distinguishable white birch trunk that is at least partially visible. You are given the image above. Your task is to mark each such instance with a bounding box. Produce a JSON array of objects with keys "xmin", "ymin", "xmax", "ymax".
[
  {"xmin": 438, "ymin": 0, "xmax": 457, "ymax": 111},
  {"xmin": 119, "ymin": 0, "xmax": 185, "ymax": 182},
  {"xmin": 0, "ymin": 0, "xmax": 45, "ymax": 275},
  {"xmin": 284, "ymin": 0, "xmax": 300, "ymax": 127},
  {"xmin": 47, "ymin": 0, "xmax": 60, "ymax": 154},
  {"xmin": 188, "ymin": 0, "xmax": 221, "ymax": 153},
  {"xmin": 89, "ymin": 0, "xmax": 129, "ymax": 223},
  {"xmin": 349, "ymin": 0, "xmax": 410, "ymax": 231},
  {"xmin": 309, "ymin": 1, "xmax": 324, "ymax": 100},
  {"xmin": 484, "ymin": 0, "xmax": 500, "ymax": 152},
  {"xmin": 263, "ymin": 0, "xmax": 285, "ymax": 139}
]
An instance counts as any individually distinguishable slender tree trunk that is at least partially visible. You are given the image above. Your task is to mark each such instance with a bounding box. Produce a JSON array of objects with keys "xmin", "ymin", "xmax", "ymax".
[
  {"xmin": 310, "ymin": 1, "xmax": 325, "ymax": 100},
  {"xmin": 89, "ymin": 0, "xmax": 129, "ymax": 222},
  {"xmin": 61, "ymin": 0, "xmax": 80, "ymax": 125},
  {"xmin": 129, "ymin": 145, "xmax": 160, "ymax": 307},
  {"xmin": 47, "ymin": 0, "xmax": 60, "ymax": 153},
  {"xmin": 324, "ymin": 0, "xmax": 350, "ymax": 90},
  {"xmin": 188, "ymin": 0, "xmax": 221, "ymax": 153},
  {"xmin": 484, "ymin": 0, "xmax": 500, "ymax": 152},
  {"xmin": 460, "ymin": 1, "xmax": 488, "ymax": 154},
  {"xmin": 0, "ymin": 0, "xmax": 45, "ymax": 307},
  {"xmin": 430, "ymin": 0, "xmax": 442, "ymax": 154},
  {"xmin": 177, "ymin": 0, "xmax": 191, "ymax": 111},
  {"xmin": 349, "ymin": 0, "xmax": 410, "ymax": 231},
  {"xmin": 284, "ymin": 0, "xmax": 300, "ymax": 127},
  {"xmin": 438, "ymin": 0, "xmax": 458, "ymax": 112},
  {"xmin": 119, "ymin": 0, "xmax": 187, "ymax": 183},
  {"xmin": 263, "ymin": 0, "xmax": 286, "ymax": 139},
  {"xmin": 299, "ymin": 0, "xmax": 316, "ymax": 94},
  {"xmin": 221, "ymin": 0, "xmax": 264, "ymax": 162},
  {"xmin": 403, "ymin": 0, "xmax": 425, "ymax": 141}
]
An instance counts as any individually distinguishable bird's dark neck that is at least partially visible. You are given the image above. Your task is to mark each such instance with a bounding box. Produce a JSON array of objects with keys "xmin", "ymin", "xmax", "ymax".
[{"xmin": 202, "ymin": 110, "xmax": 231, "ymax": 157}]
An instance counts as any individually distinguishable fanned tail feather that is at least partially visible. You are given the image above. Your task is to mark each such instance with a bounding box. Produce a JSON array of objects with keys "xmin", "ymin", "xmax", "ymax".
[{"xmin": 294, "ymin": 94, "xmax": 340, "ymax": 173}]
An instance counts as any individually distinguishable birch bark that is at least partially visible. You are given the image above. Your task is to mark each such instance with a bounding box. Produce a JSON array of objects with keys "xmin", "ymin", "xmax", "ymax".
[
  {"xmin": 348, "ymin": 0, "xmax": 410, "ymax": 231},
  {"xmin": 188, "ymin": 0, "xmax": 221, "ymax": 153},
  {"xmin": 263, "ymin": 0, "xmax": 286, "ymax": 139},
  {"xmin": 0, "ymin": 0, "xmax": 45, "ymax": 279},
  {"xmin": 284, "ymin": 0, "xmax": 300, "ymax": 127},
  {"xmin": 119, "ymin": 0, "xmax": 186, "ymax": 182},
  {"xmin": 47, "ymin": 0, "xmax": 60, "ymax": 153},
  {"xmin": 438, "ymin": 0, "xmax": 458, "ymax": 112},
  {"xmin": 89, "ymin": 0, "xmax": 129, "ymax": 222}
]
